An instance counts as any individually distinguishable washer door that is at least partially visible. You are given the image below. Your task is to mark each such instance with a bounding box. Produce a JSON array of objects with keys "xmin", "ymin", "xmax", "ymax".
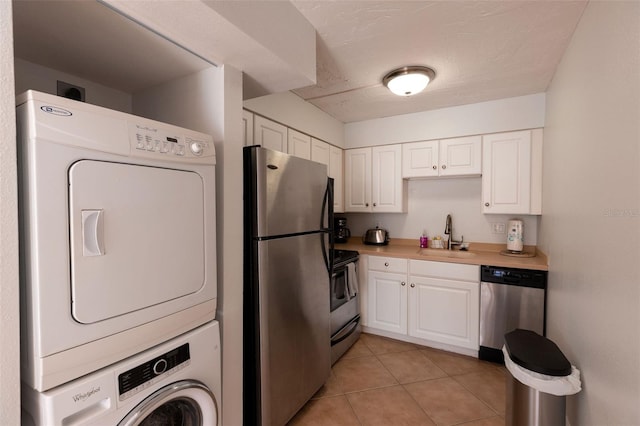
[{"xmin": 119, "ymin": 380, "xmax": 218, "ymax": 426}]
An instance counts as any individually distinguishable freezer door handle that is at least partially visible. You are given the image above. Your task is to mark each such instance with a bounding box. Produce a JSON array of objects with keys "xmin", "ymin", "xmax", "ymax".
[
  {"xmin": 321, "ymin": 179, "xmax": 334, "ymax": 273},
  {"xmin": 81, "ymin": 209, "xmax": 105, "ymax": 256}
]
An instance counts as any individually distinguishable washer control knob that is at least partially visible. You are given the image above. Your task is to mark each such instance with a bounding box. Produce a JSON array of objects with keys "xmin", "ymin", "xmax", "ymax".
[
  {"xmin": 153, "ymin": 359, "xmax": 168, "ymax": 375},
  {"xmin": 190, "ymin": 142, "xmax": 204, "ymax": 156}
]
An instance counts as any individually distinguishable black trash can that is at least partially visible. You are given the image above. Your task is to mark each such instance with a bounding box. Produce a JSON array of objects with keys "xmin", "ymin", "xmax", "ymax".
[{"xmin": 504, "ymin": 329, "xmax": 581, "ymax": 426}]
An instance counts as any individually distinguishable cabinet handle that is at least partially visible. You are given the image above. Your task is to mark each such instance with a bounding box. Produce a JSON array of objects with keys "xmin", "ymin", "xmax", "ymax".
[
  {"xmin": 384, "ymin": 262, "xmax": 389, "ymax": 267},
  {"xmin": 401, "ymin": 282, "xmax": 406, "ymax": 286},
  {"xmin": 373, "ymin": 203, "xmax": 377, "ymax": 207},
  {"xmin": 484, "ymin": 202, "xmax": 490, "ymax": 207},
  {"xmin": 410, "ymin": 283, "xmax": 415, "ymax": 288},
  {"xmin": 365, "ymin": 203, "xmax": 369, "ymax": 207},
  {"xmin": 432, "ymin": 165, "xmax": 437, "ymax": 170},
  {"xmin": 442, "ymin": 164, "xmax": 447, "ymax": 169}
]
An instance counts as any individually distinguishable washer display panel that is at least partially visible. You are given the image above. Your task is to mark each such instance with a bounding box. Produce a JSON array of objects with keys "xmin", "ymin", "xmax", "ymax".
[{"xmin": 69, "ymin": 160, "xmax": 205, "ymax": 324}]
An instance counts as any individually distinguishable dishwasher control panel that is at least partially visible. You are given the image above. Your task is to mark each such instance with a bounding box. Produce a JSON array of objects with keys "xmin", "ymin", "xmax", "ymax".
[{"xmin": 481, "ymin": 265, "xmax": 547, "ymax": 288}]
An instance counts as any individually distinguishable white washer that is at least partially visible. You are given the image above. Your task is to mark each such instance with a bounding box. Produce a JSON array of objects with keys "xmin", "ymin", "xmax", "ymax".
[
  {"xmin": 22, "ymin": 321, "xmax": 222, "ymax": 426},
  {"xmin": 17, "ymin": 90, "xmax": 217, "ymax": 392}
]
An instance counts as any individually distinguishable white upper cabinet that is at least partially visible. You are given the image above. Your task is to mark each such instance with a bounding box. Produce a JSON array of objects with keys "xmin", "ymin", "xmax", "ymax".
[
  {"xmin": 311, "ymin": 138, "xmax": 331, "ymax": 165},
  {"xmin": 345, "ymin": 145, "xmax": 406, "ymax": 213},
  {"xmin": 402, "ymin": 140, "xmax": 439, "ymax": 178},
  {"xmin": 372, "ymin": 145, "xmax": 406, "ymax": 212},
  {"xmin": 287, "ymin": 129, "xmax": 311, "ymax": 160},
  {"xmin": 242, "ymin": 110, "xmax": 254, "ymax": 146},
  {"xmin": 254, "ymin": 115, "xmax": 287, "ymax": 153},
  {"xmin": 329, "ymin": 145, "xmax": 344, "ymax": 213},
  {"xmin": 482, "ymin": 129, "xmax": 542, "ymax": 214},
  {"xmin": 402, "ymin": 136, "xmax": 481, "ymax": 178},
  {"xmin": 439, "ymin": 136, "xmax": 482, "ymax": 176},
  {"xmin": 311, "ymin": 138, "xmax": 344, "ymax": 213},
  {"xmin": 344, "ymin": 148, "xmax": 372, "ymax": 212}
]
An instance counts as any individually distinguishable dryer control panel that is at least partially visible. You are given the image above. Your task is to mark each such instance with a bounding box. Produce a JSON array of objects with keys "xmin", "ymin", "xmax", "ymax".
[
  {"xmin": 130, "ymin": 123, "xmax": 214, "ymax": 162},
  {"xmin": 118, "ymin": 343, "xmax": 191, "ymax": 401}
]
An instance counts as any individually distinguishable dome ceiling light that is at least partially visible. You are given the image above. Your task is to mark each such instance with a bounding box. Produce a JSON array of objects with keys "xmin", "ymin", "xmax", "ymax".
[{"xmin": 383, "ymin": 66, "xmax": 436, "ymax": 97}]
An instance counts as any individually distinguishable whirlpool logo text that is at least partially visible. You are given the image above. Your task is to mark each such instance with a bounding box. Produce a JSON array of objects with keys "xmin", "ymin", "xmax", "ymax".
[
  {"xmin": 72, "ymin": 386, "xmax": 101, "ymax": 403},
  {"xmin": 40, "ymin": 105, "xmax": 72, "ymax": 116}
]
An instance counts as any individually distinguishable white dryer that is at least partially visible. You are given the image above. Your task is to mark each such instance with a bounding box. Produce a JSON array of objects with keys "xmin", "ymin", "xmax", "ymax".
[
  {"xmin": 17, "ymin": 90, "xmax": 217, "ymax": 392},
  {"xmin": 22, "ymin": 321, "xmax": 222, "ymax": 426}
]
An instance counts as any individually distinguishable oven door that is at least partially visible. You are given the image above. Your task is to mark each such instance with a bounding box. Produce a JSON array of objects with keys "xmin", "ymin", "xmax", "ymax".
[
  {"xmin": 330, "ymin": 265, "xmax": 350, "ymax": 313},
  {"xmin": 330, "ymin": 266, "xmax": 359, "ymax": 335}
]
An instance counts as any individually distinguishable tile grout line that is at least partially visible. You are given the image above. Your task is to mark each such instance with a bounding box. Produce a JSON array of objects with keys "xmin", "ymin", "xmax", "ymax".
[
  {"xmin": 371, "ymin": 346, "xmax": 441, "ymax": 425},
  {"xmin": 307, "ymin": 334, "xmax": 507, "ymax": 425}
]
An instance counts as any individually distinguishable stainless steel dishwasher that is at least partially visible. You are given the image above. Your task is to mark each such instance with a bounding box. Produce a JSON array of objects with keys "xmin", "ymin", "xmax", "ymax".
[{"xmin": 479, "ymin": 265, "xmax": 547, "ymax": 363}]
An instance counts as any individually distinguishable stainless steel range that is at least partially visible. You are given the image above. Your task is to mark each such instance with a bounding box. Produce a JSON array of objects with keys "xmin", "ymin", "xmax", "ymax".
[{"xmin": 330, "ymin": 249, "xmax": 360, "ymax": 364}]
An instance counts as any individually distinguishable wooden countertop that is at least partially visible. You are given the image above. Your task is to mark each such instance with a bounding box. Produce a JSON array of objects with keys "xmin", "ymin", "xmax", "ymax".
[{"xmin": 335, "ymin": 238, "xmax": 549, "ymax": 271}]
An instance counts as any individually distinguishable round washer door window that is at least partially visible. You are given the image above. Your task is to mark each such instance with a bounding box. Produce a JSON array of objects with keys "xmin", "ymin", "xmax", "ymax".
[{"xmin": 119, "ymin": 380, "xmax": 218, "ymax": 426}]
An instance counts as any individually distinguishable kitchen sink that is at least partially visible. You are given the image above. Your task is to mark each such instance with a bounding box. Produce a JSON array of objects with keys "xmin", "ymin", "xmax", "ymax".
[{"xmin": 416, "ymin": 248, "xmax": 476, "ymax": 259}]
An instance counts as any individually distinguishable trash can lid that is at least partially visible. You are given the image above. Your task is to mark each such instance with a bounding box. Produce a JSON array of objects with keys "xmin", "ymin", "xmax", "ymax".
[{"xmin": 504, "ymin": 329, "xmax": 572, "ymax": 377}]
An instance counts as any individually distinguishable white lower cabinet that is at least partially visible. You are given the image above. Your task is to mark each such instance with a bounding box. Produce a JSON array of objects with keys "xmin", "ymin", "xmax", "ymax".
[
  {"xmin": 366, "ymin": 256, "xmax": 408, "ymax": 334},
  {"xmin": 365, "ymin": 255, "xmax": 480, "ymax": 353},
  {"xmin": 408, "ymin": 260, "xmax": 480, "ymax": 350}
]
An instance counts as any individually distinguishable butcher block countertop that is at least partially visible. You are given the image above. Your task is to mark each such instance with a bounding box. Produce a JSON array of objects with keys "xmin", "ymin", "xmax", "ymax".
[{"xmin": 336, "ymin": 238, "xmax": 549, "ymax": 271}]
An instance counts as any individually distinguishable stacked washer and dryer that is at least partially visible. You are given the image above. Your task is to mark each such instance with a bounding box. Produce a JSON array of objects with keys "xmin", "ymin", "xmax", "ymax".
[{"xmin": 17, "ymin": 90, "xmax": 221, "ymax": 425}]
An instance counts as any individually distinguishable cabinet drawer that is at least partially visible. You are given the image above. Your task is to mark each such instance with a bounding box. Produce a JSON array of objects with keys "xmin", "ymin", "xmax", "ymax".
[
  {"xmin": 409, "ymin": 259, "xmax": 479, "ymax": 282},
  {"xmin": 369, "ymin": 256, "xmax": 407, "ymax": 273}
]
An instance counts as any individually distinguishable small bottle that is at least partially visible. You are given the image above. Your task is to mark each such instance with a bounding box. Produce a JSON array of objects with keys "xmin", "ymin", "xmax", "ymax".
[{"xmin": 419, "ymin": 232, "xmax": 428, "ymax": 248}]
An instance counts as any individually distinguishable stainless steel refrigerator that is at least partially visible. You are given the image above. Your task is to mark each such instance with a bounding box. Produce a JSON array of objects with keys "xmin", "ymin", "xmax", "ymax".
[{"xmin": 243, "ymin": 146, "xmax": 332, "ymax": 425}]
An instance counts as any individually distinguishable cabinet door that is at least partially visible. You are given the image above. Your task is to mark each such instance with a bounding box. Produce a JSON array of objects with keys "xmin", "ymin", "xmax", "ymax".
[
  {"xmin": 368, "ymin": 271, "xmax": 408, "ymax": 334},
  {"xmin": 402, "ymin": 140, "xmax": 439, "ymax": 178},
  {"xmin": 408, "ymin": 276, "xmax": 479, "ymax": 350},
  {"xmin": 439, "ymin": 135, "xmax": 482, "ymax": 176},
  {"xmin": 329, "ymin": 145, "xmax": 344, "ymax": 213},
  {"xmin": 287, "ymin": 129, "xmax": 311, "ymax": 160},
  {"xmin": 372, "ymin": 144, "xmax": 405, "ymax": 212},
  {"xmin": 242, "ymin": 110, "xmax": 254, "ymax": 146},
  {"xmin": 482, "ymin": 131, "xmax": 531, "ymax": 214},
  {"xmin": 311, "ymin": 138, "xmax": 330, "ymax": 166},
  {"xmin": 254, "ymin": 116, "xmax": 287, "ymax": 153},
  {"xmin": 344, "ymin": 148, "xmax": 372, "ymax": 212}
]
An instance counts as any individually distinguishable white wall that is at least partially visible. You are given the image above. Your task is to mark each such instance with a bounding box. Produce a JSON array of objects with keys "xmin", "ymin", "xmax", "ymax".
[
  {"xmin": 539, "ymin": 2, "xmax": 640, "ymax": 425},
  {"xmin": 345, "ymin": 93, "xmax": 545, "ymax": 148},
  {"xmin": 0, "ymin": 2, "xmax": 20, "ymax": 424},
  {"xmin": 14, "ymin": 58, "xmax": 132, "ymax": 113},
  {"xmin": 243, "ymin": 91, "xmax": 345, "ymax": 147},
  {"xmin": 134, "ymin": 65, "xmax": 245, "ymax": 426},
  {"xmin": 343, "ymin": 178, "xmax": 538, "ymax": 245}
]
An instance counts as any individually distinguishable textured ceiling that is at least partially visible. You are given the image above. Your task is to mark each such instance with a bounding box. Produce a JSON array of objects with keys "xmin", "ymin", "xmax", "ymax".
[
  {"xmin": 12, "ymin": 1, "xmax": 587, "ymax": 124},
  {"xmin": 291, "ymin": 1, "xmax": 587, "ymax": 123}
]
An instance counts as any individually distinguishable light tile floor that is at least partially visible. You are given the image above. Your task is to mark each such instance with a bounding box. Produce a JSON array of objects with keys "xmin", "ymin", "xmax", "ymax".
[{"xmin": 288, "ymin": 333, "xmax": 507, "ymax": 426}]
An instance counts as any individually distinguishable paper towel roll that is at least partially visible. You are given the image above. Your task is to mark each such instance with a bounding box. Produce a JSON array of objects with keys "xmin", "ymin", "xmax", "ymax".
[{"xmin": 507, "ymin": 219, "xmax": 524, "ymax": 252}]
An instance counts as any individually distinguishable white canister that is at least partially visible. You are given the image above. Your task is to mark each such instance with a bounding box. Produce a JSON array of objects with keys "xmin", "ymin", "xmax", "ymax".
[{"xmin": 507, "ymin": 219, "xmax": 524, "ymax": 252}]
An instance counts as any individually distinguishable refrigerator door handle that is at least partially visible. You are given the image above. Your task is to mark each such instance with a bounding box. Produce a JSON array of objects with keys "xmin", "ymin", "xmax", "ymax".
[{"xmin": 321, "ymin": 179, "xmax": 334, "ymax": 274}]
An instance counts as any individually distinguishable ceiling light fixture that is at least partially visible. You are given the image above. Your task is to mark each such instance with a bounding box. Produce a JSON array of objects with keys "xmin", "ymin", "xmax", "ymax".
[{"xmin": 383, "ymin": 66, "xmax": 436, "ymax": 97}]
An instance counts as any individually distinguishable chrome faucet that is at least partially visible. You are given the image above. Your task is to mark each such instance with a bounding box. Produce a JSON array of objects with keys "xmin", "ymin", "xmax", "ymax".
[{"xmin": 444, "ymin": 214, "xmax": 463, "ymax": 250}]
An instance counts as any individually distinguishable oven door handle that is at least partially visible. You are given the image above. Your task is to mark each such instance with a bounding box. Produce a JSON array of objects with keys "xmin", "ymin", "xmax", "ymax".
[{"xmin": 331, "ymin": 315, "xmax": 361, "ymax": 346}]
